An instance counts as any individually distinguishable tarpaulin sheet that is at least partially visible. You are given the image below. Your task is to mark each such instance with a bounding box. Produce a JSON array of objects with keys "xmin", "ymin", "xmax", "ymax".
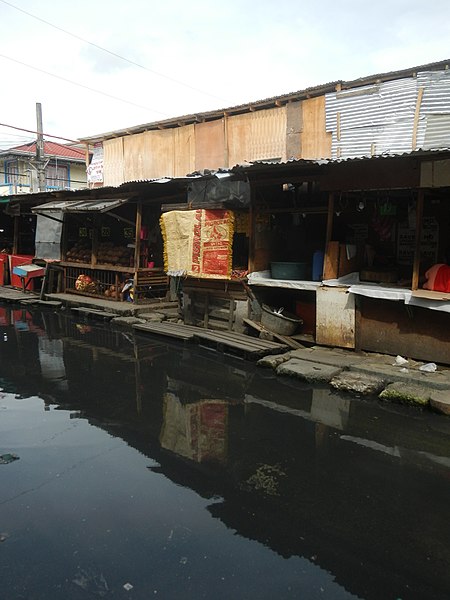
[{"xmin": 160, "ymin": 209, "xmax": 234, "ymax": 279}]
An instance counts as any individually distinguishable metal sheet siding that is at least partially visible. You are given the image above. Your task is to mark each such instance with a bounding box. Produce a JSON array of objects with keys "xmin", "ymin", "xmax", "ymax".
[
  {"xmin": 417, "ymin": 69, "xmax": 450, "ymax": 149},
  {"xmin": 326, "ymin": 69, "xmax": 450, "ymax": 159},
  {"xmin": 326, "ymin": 77, "xmax": 418, "ymax": 158}
]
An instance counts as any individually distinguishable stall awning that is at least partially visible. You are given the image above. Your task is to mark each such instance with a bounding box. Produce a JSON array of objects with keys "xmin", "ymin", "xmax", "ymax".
[{"xmin": 32, "ymin": 198, "xmax": 129, "ymax": 214}]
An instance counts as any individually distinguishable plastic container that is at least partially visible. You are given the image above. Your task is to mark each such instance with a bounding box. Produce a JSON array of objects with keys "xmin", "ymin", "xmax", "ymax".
[
  {"xmin": 312, "ymin": 250, "xmax": 324, "ymax": 281},
  {"xmin": 261, "ymin": 304, "xmax": 303, "ymax": 336},
  {"xmin": 270, "ymin": 261, "xmax": 308, "ymax": 280}
]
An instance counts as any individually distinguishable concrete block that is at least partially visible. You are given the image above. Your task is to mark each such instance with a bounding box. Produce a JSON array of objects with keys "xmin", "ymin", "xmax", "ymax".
[
  {"xmin": 430, "ymin": 391, "xmax": 450, "ymax": 416},
  {"xmin": 379, "ymin": 382, "xmax": 431, "ymax": 407},
  {"xmin": 330, "ymin": 373, "xmax": 386, "ymax": 395},
  {"xmin": 276, "ymin": 358, "xmax": 342, "ymax": 383},
  {"xmin": 257, "ymin": 352, "xmax": 292, "ymax": 370},
  {"xmin": 111, "ymin": 316, "xmax": 146, "ymax": 327}
]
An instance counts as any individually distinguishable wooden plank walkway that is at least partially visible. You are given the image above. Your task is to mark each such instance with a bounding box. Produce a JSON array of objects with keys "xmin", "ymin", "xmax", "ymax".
[{"xmin": 133, "ymin": 321, "xmax": 288, "ymax": 359}]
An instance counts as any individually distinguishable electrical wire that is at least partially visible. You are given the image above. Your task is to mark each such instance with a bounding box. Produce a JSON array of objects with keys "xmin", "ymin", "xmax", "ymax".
[
  {"xmin": 0, "ymin": 53, "xmax": 169, "ymax": 116},
  {"xmin": 0, "ymin": 123, "xmax": 79, "ymax": 144},
  {"xmin": 0, "ymin": 0, "xmax": 227, "ymax": 103}
]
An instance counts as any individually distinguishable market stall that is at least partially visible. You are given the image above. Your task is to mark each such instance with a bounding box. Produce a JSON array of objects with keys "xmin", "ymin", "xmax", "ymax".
[{"xmin": 33, "ymin": 198, "xmax": 168, "ymax": 303}]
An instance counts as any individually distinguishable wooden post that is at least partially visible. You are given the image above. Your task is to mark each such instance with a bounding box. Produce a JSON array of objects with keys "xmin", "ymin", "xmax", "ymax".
[
  {"xmin": 325, "ymin": 191, "xmax": 335, "ymax": 246},
  {"xmin": 12, "ymin": 215, "xmax": 19, "ymax": 254},
  {"xmin": 323, "ymin": 192, "xmax": 335, "ymax": 279},
  {"xmin": 133, "ymin": 202, "xmax": 142, "ymax": 302},
  {"xmin": 91, "ymin": 217, "xmax": 98, "ymax": 267},
  {"xmin": 412, "ymin": 87, "xmax": 424, "ymax": 151},
  {"xmin": 134, "ymin": 202, "xmax": 142, "ymax": 270},
  {"xmin": 248, "ymin": 187, "xmax": 256, "ymax": 273},
  {"xmin": 412, "ymin": 189, "xmax": 424, "ymax": 290}
]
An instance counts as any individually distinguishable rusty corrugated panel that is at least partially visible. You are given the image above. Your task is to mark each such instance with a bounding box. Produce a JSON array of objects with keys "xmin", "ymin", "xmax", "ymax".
[
  {"xmin": 103, "ymin": 138, "xmax": 124, "ymax": 186},
  {"xmin": 227, "ymin": 107, "xmax": 287, "ymax": 166}
]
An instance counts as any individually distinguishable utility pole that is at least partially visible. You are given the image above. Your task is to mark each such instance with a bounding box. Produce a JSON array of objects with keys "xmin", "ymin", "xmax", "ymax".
[{"xmin": 35, "ymin": 102, "xmax": 46, "ymax": 192}]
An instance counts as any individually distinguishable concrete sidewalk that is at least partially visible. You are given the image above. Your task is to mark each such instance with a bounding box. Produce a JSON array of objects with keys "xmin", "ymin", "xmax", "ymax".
[{"xmin": 258, "ymin": 346, "xmax": 450, "ymax": 415}]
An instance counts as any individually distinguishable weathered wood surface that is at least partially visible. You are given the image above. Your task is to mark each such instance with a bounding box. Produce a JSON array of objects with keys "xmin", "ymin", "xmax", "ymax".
[
  {"xmin": 243, "ymin": 317, "xmax": 305, "ymax": 349},
  {"xmin": 133, "ymin": 321, "xmax": 288, "ymax": 358}
]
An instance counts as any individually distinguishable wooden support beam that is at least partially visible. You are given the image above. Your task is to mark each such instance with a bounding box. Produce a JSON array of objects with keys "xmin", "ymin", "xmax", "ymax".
[
  {"xmin": 12, "ymin": 216, "xmax": 19, "ymax": 254},
  {"xmin": 412, "ymin": 87, "xmax": 424, "ymax": 151},
  {"xmin": 412, "ymin": 189, "xmax": 424, "ymax": 291},
  {"xmin": 134, "ymin": 201, "xmax": 142, "ymax": 272},
  {"xmin": 325, "ymin": 192, "xmax": 334, "ymax": 246}
]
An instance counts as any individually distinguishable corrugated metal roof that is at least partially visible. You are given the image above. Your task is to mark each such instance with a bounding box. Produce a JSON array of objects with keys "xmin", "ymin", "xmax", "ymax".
[
  {"xmin": 2, "ymin": 141, "xmax": 85, "ymax": 161},
  {"xmin": 32, "ymin": 198, "xmax": 129, "ymax": 214},
  {"xmin": 79, "ymin": 59, "xmax": 450, "ymax": 144}
]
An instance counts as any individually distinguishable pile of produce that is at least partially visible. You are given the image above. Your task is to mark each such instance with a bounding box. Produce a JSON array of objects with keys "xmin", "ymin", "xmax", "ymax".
[
  {"xmin": 96, "ymin": 242, "xmax": 133, "ymax": 266},
  {"xmin": 66, "ymin": 242, "xmax": 133, "ymax": 266},
  {"xmin": 66, "ymin": 242, "xmax": 91, "ymax": 263},
  {"xmin": 104, "ymin": 284, "xmax": 122, "ymax": 298},
  {"xmin": 75, "ymin": 274, "xmax": 97, "ymax": 293}
]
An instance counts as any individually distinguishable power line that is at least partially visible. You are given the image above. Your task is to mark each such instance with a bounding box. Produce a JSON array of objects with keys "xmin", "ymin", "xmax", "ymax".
[
  {"xmin": 0, "ymin": 122, "xmax": 79, "ymax": 144},
  {"xmin": 0, "ymin": 53, "xmax": 169, "ymax": 116},
  {"xmin": 0, "ymin": 0, "xmax": 227, "ymax": 104},
  {"xmin": 0, "ymin": 170, "xmax": 87, "ymax": 185}
]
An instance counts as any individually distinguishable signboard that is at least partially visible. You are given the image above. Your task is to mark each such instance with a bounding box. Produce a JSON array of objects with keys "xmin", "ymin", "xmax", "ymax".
[
  {"xmin": 397, "ymin": 217, "xmax": 439, "ymax": 265},
  {"xmin": 87, "ymin": 143, "xmax": 104, "ymax": 184}
]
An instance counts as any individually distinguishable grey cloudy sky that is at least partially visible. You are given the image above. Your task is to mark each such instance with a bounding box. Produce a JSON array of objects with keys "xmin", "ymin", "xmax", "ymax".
[{"xmin": 1, "ymin": 0, "xmax": 449, "ymax": 146}]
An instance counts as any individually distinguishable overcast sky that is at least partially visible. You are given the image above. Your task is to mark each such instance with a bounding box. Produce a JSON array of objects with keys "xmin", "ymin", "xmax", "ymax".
[{"xmin": 1, "ymin": 0, "xmax": 449, "ymax": 147}]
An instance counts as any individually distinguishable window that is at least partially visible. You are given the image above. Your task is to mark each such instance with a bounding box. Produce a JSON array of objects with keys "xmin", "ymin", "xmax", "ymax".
[
  {"xmin": 46, "ymin": 163, "xmax": 69, "ymax": 188},
  {"xmin": 5, "ymin": 160, "xmax": 19, "ymax": 184}
]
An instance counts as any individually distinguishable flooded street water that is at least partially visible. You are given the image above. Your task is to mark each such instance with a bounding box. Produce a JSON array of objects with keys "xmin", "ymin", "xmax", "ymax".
[{"xmin": 0, "ymin": 306, "xmax": 449, "ymax": 600}]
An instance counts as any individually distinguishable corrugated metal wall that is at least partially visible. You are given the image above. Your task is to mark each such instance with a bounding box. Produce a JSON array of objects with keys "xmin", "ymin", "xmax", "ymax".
[
  {"xmin": 417, "ymin": 69, "xmax": 450, "ymax": 149},
  {"xmin": 326, "ymin": 68, "xmax": 450, "ymax": 159}
]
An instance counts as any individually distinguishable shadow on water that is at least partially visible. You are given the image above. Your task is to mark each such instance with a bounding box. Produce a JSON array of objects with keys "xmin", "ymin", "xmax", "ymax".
[{"xmin": 0, "ymin": 304, "xmax": 450, "ymax": 599}]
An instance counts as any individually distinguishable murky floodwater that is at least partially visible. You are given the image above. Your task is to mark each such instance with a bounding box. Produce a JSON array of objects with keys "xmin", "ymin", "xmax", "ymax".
[{"xmin": 0, "ymin": 306, "xmax": 449, "ymax": 600}]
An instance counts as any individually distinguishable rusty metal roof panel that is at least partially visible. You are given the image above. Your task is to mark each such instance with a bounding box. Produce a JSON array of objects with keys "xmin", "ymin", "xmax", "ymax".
[{"xmin": 80, "ymin": 60, "xmax": 450, "ymax": 144}]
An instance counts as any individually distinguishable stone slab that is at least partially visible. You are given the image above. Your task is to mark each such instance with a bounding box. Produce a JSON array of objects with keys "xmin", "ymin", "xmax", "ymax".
[
  {"xmin": 289, "ymin": 348, "xmax": 365, "ymax": 370},
  {"xmin": 330, "ymin": 372, "xmax": 386, "ymax": 396},
  {"xmin": 430, "ymin": 391, "xmax": 450, "ymax": 416},
  {"xmin": 379, "ymin": 382, "xmax": 432, "ymax": 406},
  {"xmin": 276, "ymin": 358, "xmax": 342, "ymax": 383},
  {"xmin": 111, "ymin": 316, "xmax": 146, "ymax": 327},
  {"xmin": 257, "ymin": 353, "xmax": 292, "ymax": 370},
  {"xmin": 350, "ymin": 362, "xmax": 450, "ymax": 391}
]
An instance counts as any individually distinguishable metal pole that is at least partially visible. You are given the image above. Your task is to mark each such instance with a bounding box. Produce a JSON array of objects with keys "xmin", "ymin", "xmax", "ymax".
[{"xmin": 36, "ymin": 102, "xmax": 46, "ymax": 192}]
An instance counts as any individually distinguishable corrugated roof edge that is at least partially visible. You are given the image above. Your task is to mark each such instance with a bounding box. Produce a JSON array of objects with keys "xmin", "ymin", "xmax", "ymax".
[{"xmin": 79, "ymin": 59, "xmax": 450, "ymax": 144}]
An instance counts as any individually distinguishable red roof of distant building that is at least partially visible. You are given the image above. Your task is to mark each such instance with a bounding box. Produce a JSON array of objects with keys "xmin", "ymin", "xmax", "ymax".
[{"xmin": 10, "ymin": 141, "xmax": 85, "ymax": 160}]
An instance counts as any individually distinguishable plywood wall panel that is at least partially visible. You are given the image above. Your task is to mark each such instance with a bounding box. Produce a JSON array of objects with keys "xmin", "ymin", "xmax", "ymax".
[
  {"xmin": 301, "ymin": 96, "xmax": 332, "ymax": 159},
  {"xmin": 123, "ymin": 132, "xmax": 146, "ymax": 182},
  {"xmin": 103, "ymin": 138, "xmax": 124, "ymax": 186},
  {"xmin": 195, "ymin": 120, "xmax": 225, "ymax": 171},
  {"xmin": 142, "ymin": 129, "xmax": 175, "ymax": 178},
  {"xmin": 174, "ymin": 125, "xmax": 195, "ymax": 177},
  {"xmin": 227, "ymin": 107, "xmax": 287, "ymax": 166}
]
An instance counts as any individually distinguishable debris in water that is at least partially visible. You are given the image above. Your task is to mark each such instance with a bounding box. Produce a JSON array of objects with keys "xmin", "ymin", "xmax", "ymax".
[
  {"xmin": 0, "ymin": 533, "xmax": 10, "ymax": 543},
  {"xmin": 0, "ymin": 453, "xmax": 19, "ymax": 465},
  {"xmin": 123, "ymin": 582, "xmax": 134, "ymax": 591},
  {"xmin": 72, "ymin": 569, "xmax": 109, "ymax": 596}
]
